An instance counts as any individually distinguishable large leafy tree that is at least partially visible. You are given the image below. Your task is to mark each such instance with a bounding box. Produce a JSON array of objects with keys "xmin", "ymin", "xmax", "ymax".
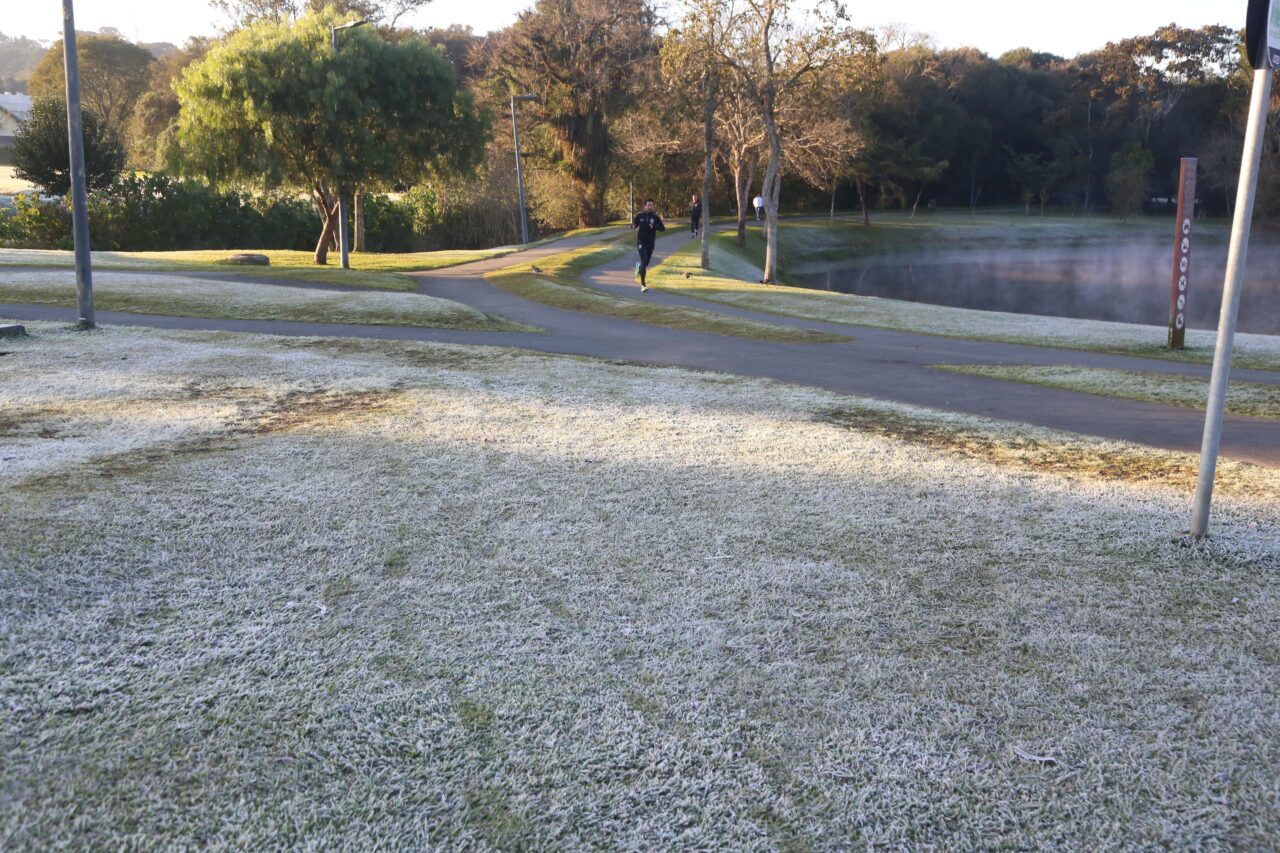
[
  {"xmin": 175, "ymin": 10, "xmax": 486, "ymax": 264},
  {"xmin": 28, "ymin": 35, "xmax": 155, "ymax": 139},
  {"xmin": 485, "ymin": 0, "xmax": 657, "ymax": 228},
  {"xmin": 212, "ymin": 0, "xmax": 431, "ymax": 28},
  {"xmin": 12, "ymin": 96, "xmax": 125, "ymax": 195}
]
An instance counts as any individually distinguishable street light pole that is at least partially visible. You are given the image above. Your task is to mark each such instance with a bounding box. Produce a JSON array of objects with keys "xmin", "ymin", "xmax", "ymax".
[
  {"xmin": 510, "ymin": 94, "xmax": 536, "ymax": 245},
  {"xmin": 61, "ymin": 0, "xmax": 93, "ymax": 327},
  {"xmin": 1190, "ymin": 66, "xmax": 1274, "ymax": 537},
  {"xmin": 330, "ymin": 19, "xmax": 367, "ymax": 270}
]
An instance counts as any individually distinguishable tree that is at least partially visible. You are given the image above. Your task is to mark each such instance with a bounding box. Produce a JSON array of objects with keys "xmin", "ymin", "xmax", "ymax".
[
  {"xmin": 212, "ymin": 0, "xmax": 431, "ymax": 28},
  {"xmin": 12, "ymin": 96, "xmax": 125, "ymax": 195},
  {"xmin": 1095, "ymin": 24, "xmax": 1237, "ymax": 145},
  {"xmin": 662, "ymin": 0, "xmax": 735, "ymax": 269},
  {"xmin": 485, "ymin": 0, "xmax": 657, "ymax": 228},
  {"xmin": 1105, "ymin": 144, "xmax": 1153, "ymax": 221},
  {"xmin": 718, "ymin": 0, "xmax": 873, "ymax": 283},
  {"xmin": 175, "ymin": 10, "xmax": 486, "ymax": 264},
  {"xmin": 128, "ymin": 38, "xmax": 211, "ymax": 169},
  {"xmin": 28, "ymin": 35, "xmax": 155, "ymax": 138},
  {"xmin": 714, "ymin": 84, "xmax": 766, "ymax": 246}
]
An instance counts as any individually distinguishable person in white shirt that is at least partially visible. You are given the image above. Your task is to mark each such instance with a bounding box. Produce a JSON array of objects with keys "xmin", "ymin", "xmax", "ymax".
[{"xmin": 753, "ymin": 194, "xmax": 764, "ymax": 221}]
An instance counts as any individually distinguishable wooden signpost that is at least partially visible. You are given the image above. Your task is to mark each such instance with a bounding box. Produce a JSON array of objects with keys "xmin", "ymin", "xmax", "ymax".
[{"xmin": 1167, "ymin": 158, "xmax": 1196, "ymax": 350}]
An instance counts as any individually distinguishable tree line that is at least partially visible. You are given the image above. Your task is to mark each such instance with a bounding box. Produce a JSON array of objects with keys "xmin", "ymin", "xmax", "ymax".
[{"xmin": 4, "ymin": 0, "xmax": 1278, "ymax": 272}]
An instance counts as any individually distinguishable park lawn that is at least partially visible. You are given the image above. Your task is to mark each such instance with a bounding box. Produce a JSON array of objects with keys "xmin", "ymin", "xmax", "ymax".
[
  {"xmin": 0, "ymin": 270, "xmax": 532, "ymax": 331},
  {"xmin": 648, "ymin": 235, "xmax": 1280, "ymax": 372},
  {"xmin": 0, "ymin": 247, "xmax": 519, "ymax": 291},
  {"xmin": 486, "ymin": 239, "xmax": 846, "ymax": 344},
  {"xmin": 936, "ymin": 364, "xmax": 1280, "ymax": 420},
  {"xmin": 2, "ymin": 321, "xmax": 1278, "ymax": 849}
]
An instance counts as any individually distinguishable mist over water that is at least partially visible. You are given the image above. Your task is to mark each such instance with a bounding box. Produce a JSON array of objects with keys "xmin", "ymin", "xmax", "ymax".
[{"xmin": 796, "ymin": 244, "xmax": 1280, "ymax": 336}]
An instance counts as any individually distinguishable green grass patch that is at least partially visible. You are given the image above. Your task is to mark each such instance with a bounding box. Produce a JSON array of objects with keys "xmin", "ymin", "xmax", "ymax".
[
  {"xmin": 486, "ymin": 240, "xmax": 845, "ymax": 344},
  {"xmin": 0, "ymin": 247, "xmax": 525, "ymax": 291},
  {"xmin": 936, "ymin": 364, "xmax": 1280, "ymax": 420}
]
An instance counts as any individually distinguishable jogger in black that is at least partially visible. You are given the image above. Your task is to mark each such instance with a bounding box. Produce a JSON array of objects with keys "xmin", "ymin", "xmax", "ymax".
[
  {"xmin": 689, "ymin": 195, "xmax": 702, "ymax": 237},
  {"xmin": 632, "ymin": 198, "xmax": 665, "ymax": 292}
]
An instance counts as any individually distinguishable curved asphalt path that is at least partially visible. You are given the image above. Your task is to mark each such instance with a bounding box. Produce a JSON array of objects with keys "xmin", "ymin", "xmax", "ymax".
[{"xmin": 3, "ymin": 224, "xmax": 1278, "ymax": 466}]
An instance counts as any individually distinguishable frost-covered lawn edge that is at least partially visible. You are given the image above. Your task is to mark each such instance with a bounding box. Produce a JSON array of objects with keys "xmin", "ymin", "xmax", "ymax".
[
  {"xmin": 2, "ymin": 321, "xmax": 1278, "ymax": 850},
  {"xmin": 0, "ymin": 269, "xmax": 534, "ymax": 331},
  {"xmin": 650, "ymin": 238, "xmax": 1280, "ymax": 372},
  {"xmin": 937, "ymin": 363, "xmax": 1280, "ymax": 420},
  {"xmin": 0, "ymin": 247, "xmax": 520, "ymax": 291}
]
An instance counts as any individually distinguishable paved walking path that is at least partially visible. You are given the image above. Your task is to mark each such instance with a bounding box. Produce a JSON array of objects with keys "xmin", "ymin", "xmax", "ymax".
[{"xmin": 4, "ymin": 225, "xmax": 1278, "ymax": 466}]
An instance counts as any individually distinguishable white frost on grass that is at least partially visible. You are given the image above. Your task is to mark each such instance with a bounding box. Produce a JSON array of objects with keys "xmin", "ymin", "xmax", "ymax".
[
  {"xmin": 2, "ymin": 321, "xmax": 1279, "ymax": 849},
  {"xmin": 0, "ymin": 269, "xmax": 510, "ymax": 329}
]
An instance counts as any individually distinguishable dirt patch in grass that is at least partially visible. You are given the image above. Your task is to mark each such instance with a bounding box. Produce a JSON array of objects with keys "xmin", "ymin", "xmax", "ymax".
[
  {"xmin": 13, "ymin": 387, "xmax": 405, "ymax": 492},
  {"xmin": 277, "ymin": 337, "xmax": 499, "ymax": 371},
  {"xmin": 819, "ymin": 405, "xmax": 1270, "ymax": 499}
]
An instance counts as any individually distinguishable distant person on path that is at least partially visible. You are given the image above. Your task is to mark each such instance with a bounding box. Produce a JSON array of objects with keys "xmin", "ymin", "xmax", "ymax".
[
  {"xmin": 753, "ymin": 194, "xmax": 764, "ymax": 221},
  {"xmin": 632, "ymin": 198, "xmax": 665, "ymax": 292},
  {"xmin": 689, "ymin": 194, "xmax": 702, "ymax": 237}
]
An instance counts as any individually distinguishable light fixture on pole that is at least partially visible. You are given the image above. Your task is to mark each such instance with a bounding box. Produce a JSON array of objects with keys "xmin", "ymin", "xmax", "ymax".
[
  {"xmin": 61, "ymin": 0, "xmax": 94, "ymax": 327},
  {"xmin": 330, "ymin": 18, "xmax": 368, "ymax": 270},
  {"xmin": 510, "ymin": 94, "xmax": 536, "ymax": 245}
]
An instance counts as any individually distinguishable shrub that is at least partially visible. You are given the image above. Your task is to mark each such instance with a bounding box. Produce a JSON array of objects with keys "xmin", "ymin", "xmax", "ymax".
[{"xmin": 12, "ymin": 96, "xmax": 125, "ymax": 196}]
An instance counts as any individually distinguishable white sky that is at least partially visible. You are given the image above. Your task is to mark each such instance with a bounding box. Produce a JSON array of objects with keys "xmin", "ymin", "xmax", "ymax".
[{"xmin": 4, "ymin": 0, "xmax": 1239, "ymax": 58}]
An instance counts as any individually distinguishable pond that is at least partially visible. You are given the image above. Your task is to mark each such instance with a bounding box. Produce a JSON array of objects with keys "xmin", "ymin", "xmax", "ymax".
[{"xmin": 793, "ymin": 244, "xmax": 1280, "ymax": 336}]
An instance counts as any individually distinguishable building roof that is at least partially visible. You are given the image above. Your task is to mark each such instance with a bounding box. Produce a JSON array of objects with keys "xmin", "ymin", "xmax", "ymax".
[{"xmin": 0, "ymin": 93, "xmax": 33, "ymax": 123}]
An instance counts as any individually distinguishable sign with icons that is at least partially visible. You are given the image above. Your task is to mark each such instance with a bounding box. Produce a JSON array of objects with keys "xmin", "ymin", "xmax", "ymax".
[{"xmin": 1168, "ymin": 158, "xmax": 1197, "ymax": 349}]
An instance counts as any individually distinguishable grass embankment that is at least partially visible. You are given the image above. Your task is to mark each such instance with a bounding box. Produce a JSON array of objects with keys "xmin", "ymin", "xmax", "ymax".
[
  {"xmin": 0, "ymin": 270, "xmax": 531, "ymax": 331},
  {"xmin": 649, "ymin": 232, "xmax": 1280, "ymax": 371},
  {"xmin": 486, "ymin": 238, "xmax": 845, "ymax": 343},
  {"xmin": 2, "ymin": 321, "xmax": 1278, "ymax": 848},
  {"xmin": 769, "ymin": 211, "xmax": 1235, "ymax": 272},
  {"xmin": 0, "ymin": 247, "xmax": 518, "ymax": 291},
  {"xmin": 937, "ymin": 364, "xmax": 1280, "ymax": 420}
]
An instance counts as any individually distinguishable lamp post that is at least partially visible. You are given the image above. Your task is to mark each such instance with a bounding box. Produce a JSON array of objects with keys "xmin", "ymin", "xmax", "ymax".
[
  {"xmin": 61, "ymin": 0, "xmax": 93, "ymax": 327},
  {"xmin": 510, "ymin": 94, "xmax": 536, "ymax": 245},
  {"xmin": 330, "ymin": 19, "xmax": 368, "ymax": 270}
]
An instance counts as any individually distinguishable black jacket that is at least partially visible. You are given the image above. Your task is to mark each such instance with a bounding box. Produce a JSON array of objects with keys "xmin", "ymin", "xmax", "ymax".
[{"xmin": 632, "ymin": 211, "xmax": 665, "ymax": 247}]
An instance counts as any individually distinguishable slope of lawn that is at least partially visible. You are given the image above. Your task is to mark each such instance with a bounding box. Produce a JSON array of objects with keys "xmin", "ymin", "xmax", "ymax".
[
  {"xmin": 647, "ymin": 234, "xmax": 1280, "ymax": 371},
  {"xmin": 936, "ymin": 363, "xmax": 1280, "ymax": 420},
  {"xmin": 0, "ymin": 269, "xmax": 531, "ymax": 331},
  {"xmin": 0, "ymin": 247, "xmax": 517, "ymax": 291},
  {"xmin": 2, "ymin": 320, "xmax": 1277, "ymax": 848},
  {"xmin": 486, "ymin": 238, "xmax": 845, "ymax": 343}
]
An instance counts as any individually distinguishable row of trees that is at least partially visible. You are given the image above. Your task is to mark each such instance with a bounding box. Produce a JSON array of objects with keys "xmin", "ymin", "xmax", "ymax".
[{"xmin": 5, "ymin": 2, "xmax": 1278, "ymax": 274}]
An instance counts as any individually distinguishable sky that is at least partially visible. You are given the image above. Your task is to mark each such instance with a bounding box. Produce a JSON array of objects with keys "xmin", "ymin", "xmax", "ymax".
[{"xmin": 4, "ymin": 0, "xmax": 1240, "ymax": 58}]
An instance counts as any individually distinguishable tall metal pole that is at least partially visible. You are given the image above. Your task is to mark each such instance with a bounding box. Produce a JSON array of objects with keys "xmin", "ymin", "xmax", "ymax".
[
  {"xmin": 1190, "ymin": 68, "xmax": 1273, "ymax": 537},
  {"xmin": 510, "ymin": 95, "xmax": 533, "ymax": 245},
  {"xmin": 329, "ymin": 20, "xmax": 365, "ymax": 269},
  {"xmin": 61, "ymin": 0, "xmax": 93, "ymax": 327},
  {"xmin": 331, "ymin": 25, "xmax": 350, "ymax": 270}
]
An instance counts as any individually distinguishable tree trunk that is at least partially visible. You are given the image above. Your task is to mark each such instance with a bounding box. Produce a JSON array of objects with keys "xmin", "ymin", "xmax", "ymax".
[
  {"xmin": 760, "ymin": 102, "xmax": 783, "ymax": 285},
  {"xmin": 911, "ymin": 187, "xmax": 924, "ymax": 219},
  {"xmin": 857, "ymin": 179, "xmax": 870, "ymax": 227},
  {"xmin": 313, "ymin": 186, "xmax": 339, "ymax": 265},
  {"xmin": 353, "ymin": 190, "xmax": 366, "ymax": 253},
  {"xmin": 829, "ymin": 181, "xmax": 837, "ymax": 220},
  {"xmin": 735, "ymin": 160, "xmax": 754, "ymax": 248},
  {"xmin": 700, "ymin": 65, "xmax": 715, "ymax": 271}
]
